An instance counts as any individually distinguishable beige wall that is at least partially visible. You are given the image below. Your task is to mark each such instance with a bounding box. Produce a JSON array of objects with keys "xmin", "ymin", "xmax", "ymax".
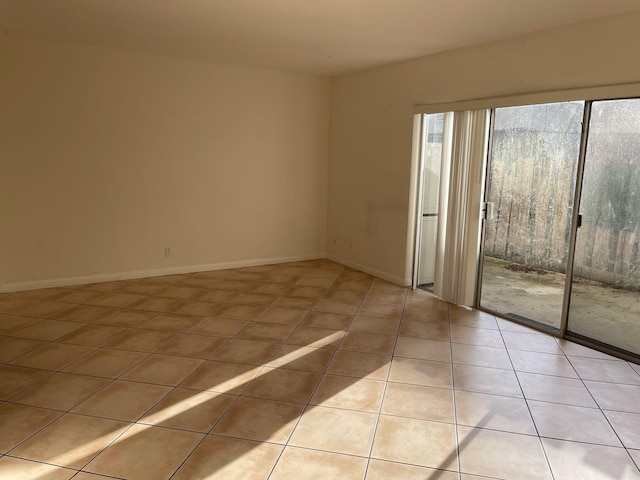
[
  {"xmin": 0, "ymin": 35, "xmax": 330, "ymax": 289},
  {"xmin": 327, "ymin": 11, "xmax": 640, "ymax": 285}
]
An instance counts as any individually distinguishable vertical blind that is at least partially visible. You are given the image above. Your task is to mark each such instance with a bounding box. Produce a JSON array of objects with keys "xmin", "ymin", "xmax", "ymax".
[{"xmin": 433, "ymin": 109, "xmax": 489, "ymax": 305}]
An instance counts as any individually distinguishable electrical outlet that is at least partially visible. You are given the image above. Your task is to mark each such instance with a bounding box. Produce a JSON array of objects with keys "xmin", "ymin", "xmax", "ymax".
[{"xmin": 164, "ymin": 246, "xmax": 172, "ymax": 257}]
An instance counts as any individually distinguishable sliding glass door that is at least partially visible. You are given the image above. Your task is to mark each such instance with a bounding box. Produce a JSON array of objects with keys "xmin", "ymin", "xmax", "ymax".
[
  {"xmin": 478, "ymin": 102, "xmax": 585, "ymax": 330},
  {"xmin": 567, "ymin": 99, "xmax": 640, "ymax": 355}
]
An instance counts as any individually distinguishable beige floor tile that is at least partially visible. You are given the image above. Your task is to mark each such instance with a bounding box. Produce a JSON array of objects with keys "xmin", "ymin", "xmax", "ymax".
[
  {"xmin": 450, "ymin": 326, "xmax": 504, "ymax": 348},
  {"xmin": 569, "ymin": 356, "xmax": 640, "ymax": 384},
  {"xmin": 212, "ymin": 396, "xmax": 304, "ymax": 443},
  {"xmin": 326, "ymin": 350, "xmax": 391, "ymax": 380},
  {"xmin": 502, "ymin": 331, "xmax": 564, "ymax": 354},
  {"xmin": 181, "ymin": 360, "xmax": 260, "ymax": 393},
  {"xmin": 257, "ymin": 307, "xmax": 309, "ymax": 325},
  {"xmin": 72, "ymin": 380, "xmax": 172, "ymax": 421},
  {"xmin": 236, "ymin": 322, "xmax": 296, "ymax": 343},
  {"xmin": 388, "ymin": 357, "xmax": 452, "ymax": 388},
  {"xmin": 58, "ymin": 324, "xmax": 132, "ymax": 347},
  {"xmin": 0, "ymin": 365, "xmax": 51, "ymax": 399},
  {"xmin": 287, "ymin": 285, "xmax": 326, "ymax": 299},
  {"xmin": 401, "ymin": 306, "xmax": 449, "ymax": 325},
  {"xmin": 451, "ymin": 343, "xmax": 511, "ymax": 370},
  {"xmin": 12, "ymin": 343, "xmax": 95, "ymax": 370},
  {"xmin": 271, "ymin": 446, "xmax": 368, "ymax": 480},
  {"xmin": 517, "ymin": 372, "xmax": 598, "ymax": 407},
  {"xmin": 212, "ymin": 339, "xmax": 279, "ymax": 365},
  {"xmin": 11, "ymin": 413, "xmax": 129, "ymax": 469},
  {"xmin": 0, "ymin": 457, "xmax": 75, "ymax": 480},
  {"xmin": 120, "ymin": 354, "xmax": 203, "ymax": 386},
  {"xmin": 338, "ymin": 331, "xmax": 395, "ymax": 355},
  {"xmin": 349, "ymin": 315, "xmax": 400, "ymax": 335},
  {"xmin": 231, "ymin": 293, "xmax": 278, "ymax": 306},
  {"xmin": 84, "ymin": 423, "xmax": 203, "ymax": 479},
  {"xmin": 0, "ymin": 336, "xmax": 45, "ymax": 363},
  {"xmin": 398, "ymin": 321, "xmax": 450, "ymax": 341},
  {"xmin": 187, "ymin": 317, "xmax": 249, "ymax": 337},
  {"xmin": 273, "ymin": 296, "xmax": 317, "ymax": 310},
  {"xmin": 285, "ymin": 326, "xmax": 345, "ymax": 349},
  {"xmin": 314, "ymin": 299, "xmax": 360, "ymax": 315},
  {"xmin": 325, "ymin": 289, "xmax": 366, "ymax": 304},
  {"xmin": 0, "ymin": 296, "xmax": 36, "ymax": 314},
  {"xmin": 366, "ymin": 459, "xmax": 459, "ymax": 480},
  {"xmin": 72, "ymin": 473, "xmax": 118, "ymax": 480},
  {"xmin": 12, "ymin": 319, "xmax": 84, "ymax": 341},
  {"xmin": 301, "ymin": 311, "xmax": 352, "ymax": 329},
  {"xmin": 296, "ymin": 276, "xmax": 336, "ymax": 288},
  {"xmin": 244, "ymin": 367, "xmax": 320, "ymax": 403},
  {"xmin": 357, "ymin": 301, "xmax": 403, "ymax": 320},
  {"xmin": 250, "ymin": 282, "xmax": 290, "ymax": 295},
  {"xmin": 584, "ymin": 380, "xmax": 640, "ymax": 413},
  {"xmin": 52, "ymin": 305, "xmax": 114, "ymax": 323},
  {"xmin": 195, "ymin": 289, "xmax": 240, "ymax": 303},
  {"xmin": 450, "ymin": 310, "xmax": 499, "ymax": 330},
  {"xmin": 169, "ymin": 299, "xmax": 223, "ymax": 316},
  {"xmin": 381, "ymin": 382, "xmax": 454, "ymax": 422},
  {"xmin": 458, "ymin": 426, "xmax": 552, "ymax": 480},
  {"xmin": 0, "ymin": 313, "xmax": 41, "ymax": 334},
  {"xmin": 542, "ymin": 438, "xmax": 640, "ymax": 480},
  {"xmin": 140, "ymin": 388, "xmax": 236, "ymax": 432},
  {"xmin": 372, "ymin": 415, "xmax": 457, "ymax": 470},
  {"xmin": 87, "ymin": 292, "xmax": 145, "ymax": 308},
  {"xmin": 138, "ymin": 313, "xmax": 203, "ymax": 332},
  {"xmin": 128, "ymin": 296, "xmax": 182, "ymax": 312},
  {"xmin": 604, "ymin": 410, "xmax": 640, "ymax": 449},
  {"xmin": 453, "ymin": 364, "xmax": 522, "ymax": 397},
  {"xmin": 509, "ymin": 349, "xmax": 578, "ymax": 378},
  {"xmin": 455, "ymin": 390, "xmax": 536, "ymax": 435},
  {"xmin": 311, "ymin": 375, "xmax": 385, "ymax": 413},
  {"xmin": 267, "ymin": 345, "xmax": 334, "ymax": 373},
  {"xmin": 63, "ymin": 348, "xmax": 148, "ymax": 377},
  {"xmin": 0, "ymin": 403, "xmax": 61, "ymax": 453},
  {"xmin": 529, "ymin": 400, "xmax": 621, "ymax": 446},
  {"xmin": 215, "ymin": 304, "xmax": 266, "ymax": 321},
  {"xmin": 108, "ymin": 328, "xmax": 178, "ymax": 352},
  {"xmin": 93, "ymin": 309, "xmax": 157, "ymax": 327},
  {"xmin": 628, "ymin": 449, "xmax": 640, "ymax": 468},
  {"xmin": 172, "ymin": 434, "xmax": 282, "ymax": 480},
  {"xmin": 394, "ymin": 337, "xmax": 451, "ymax": 362},
  {"xmin": 154, "ymin": 285, "xmax": 204, "ymax": 299},
  {"xmin": 158, "ymin": 334, "xmax": 226, "ymax": 359},
  {"xmin": 289, "ymin": 405, "xmax": 377, "ymax": 456},
  {"xmin": 13, "ymin": 301, "xmax": 75, "ymax": 319},
  {"xmin": 11, "ymin": 372, "xmax": 109, "ymax": 410}
]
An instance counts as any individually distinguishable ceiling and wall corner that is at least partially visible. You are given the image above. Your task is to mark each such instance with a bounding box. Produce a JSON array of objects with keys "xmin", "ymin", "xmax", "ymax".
[{"xmin": 1, "ymin": 0, "xmax": 639, "ymax": 75}]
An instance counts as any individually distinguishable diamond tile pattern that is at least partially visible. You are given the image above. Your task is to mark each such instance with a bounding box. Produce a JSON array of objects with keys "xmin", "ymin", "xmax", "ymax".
[{"xmin": 0, "ymin": 259, "xmax": 638, "ymax": 479}]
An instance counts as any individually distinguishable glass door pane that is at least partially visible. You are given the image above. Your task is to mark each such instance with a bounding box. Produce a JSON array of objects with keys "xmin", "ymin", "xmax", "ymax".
[
  {"xmin": 479, "ymin": 102, "xmax": 584, "ymax": 330},
  {"xmin": 418, "ymin": 113, "xmax": 445, "ymax": 289},
  {"xmin": 568, "ymin": 99, "xmax": 640, "ymax": 355}
]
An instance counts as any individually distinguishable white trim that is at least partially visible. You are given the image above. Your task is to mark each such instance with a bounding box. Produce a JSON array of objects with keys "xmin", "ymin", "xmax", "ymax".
[
  {"xmin": 326, "ymin": 254, "xmax": 410, "ymax": 287},
  {"xmin": 413, "ymin": 81, "xmax": 640, "ymax": 114},
  {"xmin": 0, "ymin": 253, "xmax": 326, "ymax": 293}
]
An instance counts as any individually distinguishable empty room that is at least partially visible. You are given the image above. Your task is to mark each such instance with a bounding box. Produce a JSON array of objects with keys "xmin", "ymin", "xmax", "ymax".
[{"xmin": 1, "ymin": 1, "xmax": 639, "ymax": 479}]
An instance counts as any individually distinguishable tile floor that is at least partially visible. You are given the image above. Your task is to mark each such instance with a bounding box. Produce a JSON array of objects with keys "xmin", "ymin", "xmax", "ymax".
[{"xmin": 0, "ymin": 259, "xmax": 639, "ymax": 479}]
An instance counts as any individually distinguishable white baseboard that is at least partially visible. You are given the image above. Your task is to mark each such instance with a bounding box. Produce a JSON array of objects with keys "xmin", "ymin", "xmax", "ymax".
[
  {"xmin": 0, "ymin": 253, "xmax": 326, "ymax": 293},
  {"xmin": 326, "ymin": 254, "xmax": 411, "ymax": 287}
]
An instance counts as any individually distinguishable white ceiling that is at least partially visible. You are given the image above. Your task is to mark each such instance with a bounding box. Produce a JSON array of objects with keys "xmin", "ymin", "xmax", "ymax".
[{"xmin": 2, "ymin": 0, "xmax": 640, "ymax": 75}]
